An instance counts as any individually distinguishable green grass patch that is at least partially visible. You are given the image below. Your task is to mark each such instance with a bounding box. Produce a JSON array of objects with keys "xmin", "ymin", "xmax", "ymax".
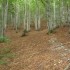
[
  {"xmin": 0, "ymin": 35, "xmax": 10, "ymax": 43},
  {"xmin": 0, "ymin": 47, "xmax": 15, "ymax": 65}
]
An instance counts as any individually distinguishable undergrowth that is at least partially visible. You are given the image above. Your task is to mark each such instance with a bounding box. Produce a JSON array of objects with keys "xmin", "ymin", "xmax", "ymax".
[
  {"xmin": 0, "ymin": 47, "xmax": 15, "ymax": 65},
  {"xmin": 0, "ymin": 35, "xmax": 10, "ymax": 43}
]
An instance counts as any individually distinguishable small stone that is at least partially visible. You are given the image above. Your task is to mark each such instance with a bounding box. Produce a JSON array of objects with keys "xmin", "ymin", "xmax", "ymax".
[
  {"xmin": 58, "ymin": 60, "xmax": 63, "ymax": 64},
  {"xmin": 68, "ymin": 59, "xmax": 70, "ymax": 62},
  {"xmin": 54, "ymin": 64, "xmax": 56, "ymax": 66}
]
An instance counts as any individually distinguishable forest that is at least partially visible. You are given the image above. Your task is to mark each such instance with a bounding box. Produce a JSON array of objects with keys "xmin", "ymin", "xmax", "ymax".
[{"xmin": 0, "ymin": 0, "xmax": 70, "ymax": 70}]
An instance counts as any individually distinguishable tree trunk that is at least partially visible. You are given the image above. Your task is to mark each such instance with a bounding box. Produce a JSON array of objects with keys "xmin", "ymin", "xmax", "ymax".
[{"xmin": 35, "ymin": 0, "xmax": 41, "ymax": 31}]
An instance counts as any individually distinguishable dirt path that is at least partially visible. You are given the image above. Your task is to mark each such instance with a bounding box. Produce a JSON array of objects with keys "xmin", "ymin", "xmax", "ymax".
[{"xmin": 0, "ymin": 27, "xmax": 70, "ymax": 70}]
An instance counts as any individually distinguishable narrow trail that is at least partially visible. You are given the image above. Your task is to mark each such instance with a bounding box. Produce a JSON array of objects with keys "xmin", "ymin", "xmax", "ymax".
[{"xmin": 0, "ymin": 27, "xmax": 70, "ymax": 70}]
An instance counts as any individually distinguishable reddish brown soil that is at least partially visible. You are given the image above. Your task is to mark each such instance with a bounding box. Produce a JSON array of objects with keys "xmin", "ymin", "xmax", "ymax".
[{"xmin": 0, "ymin": 25, "xmax": 70, "ymax": 70}]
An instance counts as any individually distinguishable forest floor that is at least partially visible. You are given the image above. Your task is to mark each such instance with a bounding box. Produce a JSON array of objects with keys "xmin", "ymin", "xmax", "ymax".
[{"xmin": 0, "ymin": 23, "xmax": 70, "ymax": 70}]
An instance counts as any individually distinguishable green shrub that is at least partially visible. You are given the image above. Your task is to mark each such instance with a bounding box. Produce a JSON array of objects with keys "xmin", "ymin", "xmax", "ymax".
[{"xmin": 0, "ymin": 36, "xmax": 9, "ymax": 43}]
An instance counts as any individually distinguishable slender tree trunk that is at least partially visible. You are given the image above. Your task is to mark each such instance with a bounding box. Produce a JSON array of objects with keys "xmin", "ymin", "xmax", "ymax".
[
  {"xmin": 53, "ymin": 0, "xmax": 56, "ymax": 28},
  {"xmin": 3, "ymin": 0, "xmax": 8, "ymax": 30},
  {"xmin": 15, "ymin": 0, "xmax": 20, "ymax": 32},
  {"xmin": 35, "ymin": 13, "xmax": 38, "ymax": 30},
  {"xmin": 24, "ymin": 0, "xmax": 31, "ymax": 32},
  {"xmin": 46, "ymin": 0, "xmax": 51, "ymax": 32},
  {"xmin": 26, "ymin": 3, "xmax": 31, "ymax": 31},
  {"xmin": 2, "ymin": 1, "xmax": 4, "ymax": 37},
  {"xmin": 37, "ymin": 1, "xmax": 41, "ymax": 30},
  {"xmin": 24, "ymin": 0, "xmax": 27, "ymax": 31},
  {"xmin": 35, "ymin": 0, "xmax": 41, "ymax": 31}
]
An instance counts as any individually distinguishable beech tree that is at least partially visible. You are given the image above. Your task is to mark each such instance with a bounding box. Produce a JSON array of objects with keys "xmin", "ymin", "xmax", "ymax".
[
  {"xmin": 35, "ymin": 0, "xmax": 41, "ymax": 30},
  {"xmin": 0, "ymin": 0, "xmax": 8, "ymax": 37},
  {"xmin": 0, "ymin": 0, "xmax": 70, "ymax": 37}
]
